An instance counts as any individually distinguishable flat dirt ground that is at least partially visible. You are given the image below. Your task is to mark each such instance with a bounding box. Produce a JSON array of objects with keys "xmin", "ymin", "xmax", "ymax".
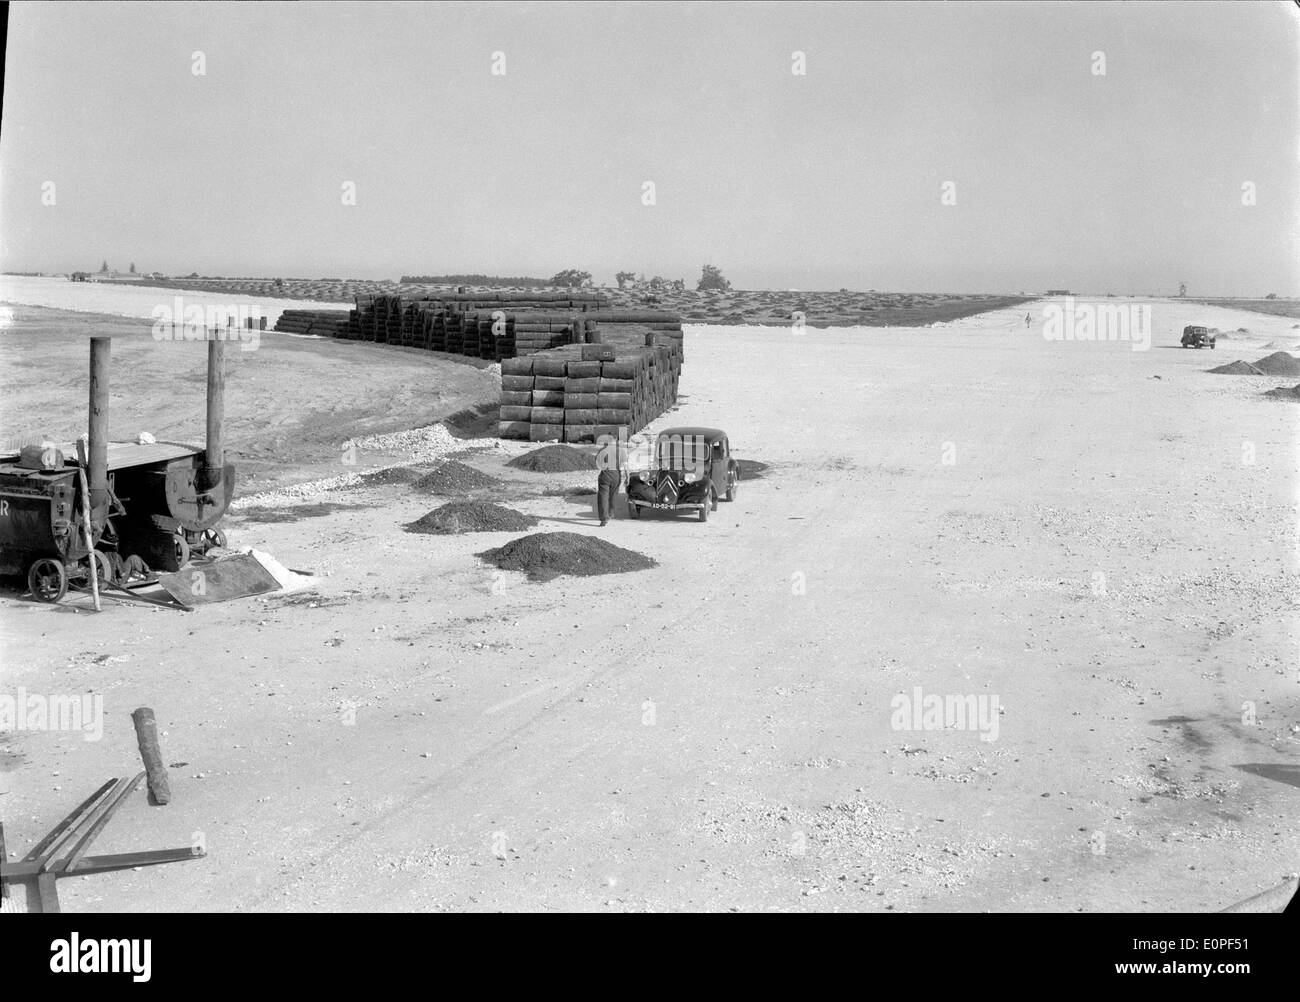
[{"xmin": 1, "ymin": 295, "xmax": 1296, "ymax": 912}]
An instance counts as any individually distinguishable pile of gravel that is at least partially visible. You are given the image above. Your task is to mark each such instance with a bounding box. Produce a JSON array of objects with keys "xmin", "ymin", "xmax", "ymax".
[
  {"xmin": 413, "ymin": 461, "xmax": 500, "ymax": 495},
  {"xmin": 1210, "ymin": 352, "xmax": 1300, "ymax": 377},
  {"xmin": 1252, "ymin": 351, "xmax": 1300, "ymax": 376},
  {"xmin": 1262, "ymin": 383, "xmax": 1300, "ymax": 401},
  {"xmin": 1208, "ymin": 360, "xmax": 1265, "ymax": 375},
  {"xmin": 407, "ymin": 501, "xmax": 538, "ymax": 534},
  {"xmin": 344, "ymin": 466, "xmax": 427, "ymax": 489},
  {"xmin": 478, "ymin": 531, "xmax": 657, "ymax": 582},
  {"xmin": 506, "ymin": 444, "xmax": 598, "ymax": 473}
]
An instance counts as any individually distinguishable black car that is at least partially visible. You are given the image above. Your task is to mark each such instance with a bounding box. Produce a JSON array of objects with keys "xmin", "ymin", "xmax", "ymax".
[
  {"xmin": 626, "ymin": 427, "xmax": 739, "ymax": 523},
  {"xmin": 1181, "ymin": 325, "xmax": 1216, "ymax": 349}
]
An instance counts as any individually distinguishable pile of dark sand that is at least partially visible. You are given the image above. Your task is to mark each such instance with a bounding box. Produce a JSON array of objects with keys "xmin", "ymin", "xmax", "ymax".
[
  {"xmin": 734, "ymin": 459, "xmax": 771, "ymax": 481},
  {"xmin": 506, "ymin": 444, "xmax": 598, "ymax": 473},
  {"xmin": 237, "ymin": 501, "xmax": 372, "ymax": 524},
  {"xmin": 478, "ymin": 531, "xmax": 656, "ymax": 582},
  {"xmin": 413, "ymin": 461, "xmax": 500, "ymax": 495},
  {"xmin": 1262, "ymin": 383, "xmax": 1300, "ymax": 401},
  {"xmin": 344, "ymin": 466, "xmax": 427, "ymax": 489},
  {"xmin": 1252, "ymin": 351, "xmax": 1300, "ymax": 376},
  {"xmin": 407, "ymin": 501, "xmax": 538, "ymax": 534},
  {"xmin": 1208, "ymin": 360, "xmax": 1265, "ymax": 375}
]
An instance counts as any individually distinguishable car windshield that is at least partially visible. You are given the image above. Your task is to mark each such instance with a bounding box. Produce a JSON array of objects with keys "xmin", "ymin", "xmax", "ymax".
[{"xmin": 656, "ymin": 434, "xmax": 711, "ymax": 470}]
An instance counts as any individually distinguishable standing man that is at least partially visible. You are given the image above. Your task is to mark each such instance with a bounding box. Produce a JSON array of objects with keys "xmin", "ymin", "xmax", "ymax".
[{"xmin": 596, "ymin": 450, "xmax": 621, "ymax": 526}]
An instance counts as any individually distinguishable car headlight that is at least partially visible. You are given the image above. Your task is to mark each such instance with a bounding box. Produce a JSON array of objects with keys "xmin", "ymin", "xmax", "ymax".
[
  {"xmin": 638, "ymin": 472, "xmax": 648, "ymax": 482},
  {"xmin": 683, "ymin": 471, "xmax": 701, "ymax": 483}
]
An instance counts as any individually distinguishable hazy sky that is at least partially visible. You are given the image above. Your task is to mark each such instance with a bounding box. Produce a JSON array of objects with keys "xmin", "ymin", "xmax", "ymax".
[{"xmin": 1, "ymin": 0, "xmax": 1296, "ymax": 293}]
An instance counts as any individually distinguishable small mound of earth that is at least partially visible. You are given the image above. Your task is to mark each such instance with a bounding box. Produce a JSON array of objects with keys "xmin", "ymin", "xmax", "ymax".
[
  {"xmin": 1262, "ymin": 383, "xmax": 1300, "ymax": 401},
  {"xmin": 1252, "ymin": 351, "xmax": 1300, "ymax": 376},
  {"xmin": 506, "ymin": 444, "xmax": 597, "ymax": 473},
  {"xmin": 407, "ymin": 501, "xmax": 538, "ymax": 534},
  {"xmin": 734, "ymin": 459, "xmax": 771, "ymax": 481},
  {"xmin": 413, "ymin": 460, "xmax": 500, "ymax": 495},
  {"xmin": 478, "ymin": 531, "xmax": 656, "ymax": 582},
  {"xmin": 345, "ymin": 466, "xmax": 426, "ymax": 489},
  {"xmin": 1209, "ymin": 360, "xmax": 1265, "ymax": 375}
]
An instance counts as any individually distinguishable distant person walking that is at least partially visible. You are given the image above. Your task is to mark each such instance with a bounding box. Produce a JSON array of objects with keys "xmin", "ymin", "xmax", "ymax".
[
  {"xmin": 596, "ymin": 450, "xmax": 622, "ymax": 527},
  {"xmin": 1025, "ymin": 312, "xmax": 1031, "ymax": 328}
]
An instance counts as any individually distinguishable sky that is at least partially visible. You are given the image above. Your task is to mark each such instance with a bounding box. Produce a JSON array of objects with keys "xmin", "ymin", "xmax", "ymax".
[{"xmin": 1, "ymin": 0, "xmax": 1297, "ymax": 294}]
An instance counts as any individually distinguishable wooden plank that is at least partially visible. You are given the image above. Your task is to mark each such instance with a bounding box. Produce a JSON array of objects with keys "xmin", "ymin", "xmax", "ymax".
[
  {"xmin": 54, "ymin": 441, "xmax": 201, "ymax": 470},
  {"xmin": 5, "ymin": 846, "xmax": 204, "ymax": 879},
  {"xmin": 55, "ymin": 773, "xmax": 145, "ymax": 874},
  {"xmin": 24, "ymin": 779, "xmax": 117, "ymax": 867}
]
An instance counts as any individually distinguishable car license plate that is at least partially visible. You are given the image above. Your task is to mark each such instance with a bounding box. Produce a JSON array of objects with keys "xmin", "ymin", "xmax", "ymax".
[{"xmin": 649, "ymin": 503, "xmax": 676, "ymax": 509}]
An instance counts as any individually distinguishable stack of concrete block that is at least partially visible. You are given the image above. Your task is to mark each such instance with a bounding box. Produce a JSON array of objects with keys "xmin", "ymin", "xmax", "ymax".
[
  {"xmin": 273, "ymin": 309, "xmax": 354, "ymax": 337},
  {"xmin": 584, "ymin": 311, "xmax": 685, "ymax": 362},
  {"xmin": 498, "ymin": 338, "xmax": 682, "ymax": 443}
]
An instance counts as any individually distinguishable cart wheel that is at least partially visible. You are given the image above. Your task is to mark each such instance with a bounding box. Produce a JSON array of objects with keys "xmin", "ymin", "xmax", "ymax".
[
  {"xmin": 28, "ymin": 558, "xmax": 68, "ymax": 603},
  {"xmin": 201, "ymin": 527, "xmax": 227, "ymax": 550},
  {"xmin": 725, "ymin": 477, "xmax": 737, "ymax": 502},
  {"xmin": 173, "ymin": 534, "xmax": 191, "ymax": 570},
  {"xmin": 710, "ymin": 488, "xmax": 718, "ymax": 512},
  {"xmin": 90, "ymin": 550, "xmax": 114, "ymax": 585},
  {"xmin": 69, "ymin": 550, "xmax": 113, "ymax": 588}
]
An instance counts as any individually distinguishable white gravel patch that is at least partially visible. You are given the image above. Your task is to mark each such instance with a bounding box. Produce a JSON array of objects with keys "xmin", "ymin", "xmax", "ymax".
[{"xmin": 233, "ymin": 423, "xmax": 497, "ymax": 508}]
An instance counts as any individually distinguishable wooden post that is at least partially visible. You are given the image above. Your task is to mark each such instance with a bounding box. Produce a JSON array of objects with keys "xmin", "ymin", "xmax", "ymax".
[
  {"xmin": 130, "ymin": 708, "xmax": 171, "ymax": 806},
  {"xmin": 75, "ymin": 436, "xmax": 101, "ymax": 612},
  {"xmin": 205, "ymin": 336, "xmax": 225, "ymax": 489},
  {"xmin": 87, "ymin": 337, "xmax": 110, "ymax": 523}
]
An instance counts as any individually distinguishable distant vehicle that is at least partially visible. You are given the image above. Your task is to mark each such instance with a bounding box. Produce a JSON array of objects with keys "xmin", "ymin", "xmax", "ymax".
[
  {"xmin": 626, "ymin": 427, "xmax": 739, "ymax": 523},
  {"xmin": 1181, "ymin": 325, "xmax": 1216, "ymax": 349}
]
